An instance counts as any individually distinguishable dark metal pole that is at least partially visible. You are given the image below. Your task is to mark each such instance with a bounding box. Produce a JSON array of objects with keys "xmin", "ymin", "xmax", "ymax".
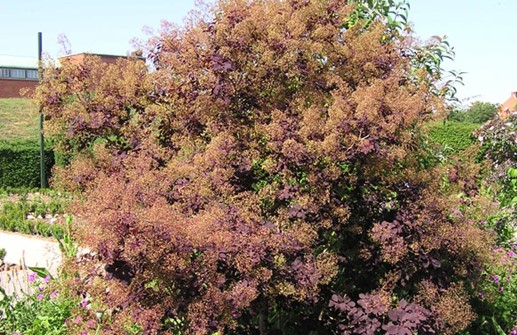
[{"xmin": 38, "ymin": 32, "xmax": 47, "ymax": 188}]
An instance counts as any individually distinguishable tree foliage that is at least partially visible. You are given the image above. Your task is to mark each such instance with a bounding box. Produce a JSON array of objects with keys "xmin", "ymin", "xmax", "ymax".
[
  {"xmin": 448, "ymin": 101, "xmax": 499, "ymax": 124},
  {"xmin": 35, "ymin": 1, "xmax": 493, "ymax": 334}
]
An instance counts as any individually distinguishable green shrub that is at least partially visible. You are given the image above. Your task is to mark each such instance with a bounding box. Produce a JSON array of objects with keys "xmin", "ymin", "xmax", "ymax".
[
  {"xmin": 427, "ymin": 121, "xmax": 479, "ymax": 155},
  {"xmin": 0, "ymin": 139, "xmax": 54, "ymax": 188}
]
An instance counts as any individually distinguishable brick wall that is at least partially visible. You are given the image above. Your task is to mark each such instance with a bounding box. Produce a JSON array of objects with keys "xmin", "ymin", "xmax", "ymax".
[
  {"xmin": 59, "ymin": 53, "xmax": 126, "ymax": 66},
  {"xmin": 0, "ymin": 79, "xmax": 37, "ymax": 98}
]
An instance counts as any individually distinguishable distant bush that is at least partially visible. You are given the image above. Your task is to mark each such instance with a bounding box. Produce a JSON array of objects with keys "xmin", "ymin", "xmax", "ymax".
[
  {"xmin": 0, "ymin": 140, "xmax": 54, "ymax": 188},
  {"xmin": 427, "ymin": 121, "xmax": 479, "ymax": 155}
]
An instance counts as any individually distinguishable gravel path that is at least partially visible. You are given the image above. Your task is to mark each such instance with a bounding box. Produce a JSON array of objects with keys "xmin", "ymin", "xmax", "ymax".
[{"xmin": 0, "ymin": 230, "xmax": 61, "ymax": 275}]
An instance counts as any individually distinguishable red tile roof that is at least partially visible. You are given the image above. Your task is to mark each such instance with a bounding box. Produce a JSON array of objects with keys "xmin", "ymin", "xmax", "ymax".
[{"xmin": 499, "ymin": 92, "xmax": 517, "ymax": 119}]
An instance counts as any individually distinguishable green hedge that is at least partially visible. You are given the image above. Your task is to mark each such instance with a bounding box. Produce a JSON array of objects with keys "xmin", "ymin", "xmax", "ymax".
[
  {"xmin": 426, "ymin": 121, "xmax": 479, "ymax": 155},
  {"xmin": 0, "ymin": 140, "xmax": 54, "ymax": 188}
]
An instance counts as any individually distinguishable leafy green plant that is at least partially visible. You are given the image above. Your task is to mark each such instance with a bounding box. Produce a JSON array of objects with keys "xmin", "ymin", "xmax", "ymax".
[{"xmin": 57, "ymin": 214, "xmax": 78, "ymax": 260}]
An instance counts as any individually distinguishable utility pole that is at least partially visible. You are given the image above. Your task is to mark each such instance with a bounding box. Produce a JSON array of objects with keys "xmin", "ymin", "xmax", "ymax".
[{"xmin": 38, "ymin": 32, "xmax": 47, "ymax": 188}]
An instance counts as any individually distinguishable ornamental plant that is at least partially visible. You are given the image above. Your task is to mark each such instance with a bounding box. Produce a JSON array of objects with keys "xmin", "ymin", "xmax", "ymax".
[
  {"xmin": 477, "ymin": 113, "xmax": 517, "ymax": 246},
  {"xmin": 0, "ymin": 271, "xmax": 77, "ymax": 335},
  {"xmin": 35, "ymin": 0, "xmax": 494, "ymax": 334}
]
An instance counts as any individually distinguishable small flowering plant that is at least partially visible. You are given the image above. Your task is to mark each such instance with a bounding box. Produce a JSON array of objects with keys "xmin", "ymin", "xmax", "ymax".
[
  {"xmin": 0, "ymin": 269, "xmax": 79, "ymax": 335},
  {"xmin": 478, "ymin": 245, "xmax": 517, "ymax": 333}
]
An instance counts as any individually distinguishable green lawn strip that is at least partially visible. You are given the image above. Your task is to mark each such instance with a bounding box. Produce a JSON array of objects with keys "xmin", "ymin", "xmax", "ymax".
[{"xmin": 0, "ymin": 98, "xmax": 39, "ymax": 142}]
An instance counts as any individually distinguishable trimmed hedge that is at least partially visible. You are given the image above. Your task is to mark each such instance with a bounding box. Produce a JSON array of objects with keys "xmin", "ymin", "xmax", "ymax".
[
  {"xmin": 427, "ymin": 121, "xmax": 479, "ymax": 155},
  {"xmin": 0, "ymin": 140, "xmax": 54, "ymax": 188}
]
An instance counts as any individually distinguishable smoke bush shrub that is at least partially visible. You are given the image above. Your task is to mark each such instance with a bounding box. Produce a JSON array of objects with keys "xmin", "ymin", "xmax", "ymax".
[{"xmin": 35, "ymin": 0, "xmax": 495, "ymax": 334}]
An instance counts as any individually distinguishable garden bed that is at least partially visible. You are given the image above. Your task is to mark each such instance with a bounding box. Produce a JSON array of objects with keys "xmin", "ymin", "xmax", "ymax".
[{"xmin": 0, "ymin": 189, "xmax": 71, "ymax": 239}]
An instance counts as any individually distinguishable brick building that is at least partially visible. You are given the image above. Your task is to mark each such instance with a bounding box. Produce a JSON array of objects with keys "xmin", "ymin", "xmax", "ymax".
[
  {"xmin": 58, "ymin": 51, "xmax": 144, "ymax": 66},
  {"xmin": 1, "ymin": 52, "xmax": 143, "ymax": 99},
  {"xmin": 58, "ymin": 52, "xmax": 131, "ymax": 66},
  {"xmin": 0, "ymin": 55, "xmax": 39, "ymax": 98}
]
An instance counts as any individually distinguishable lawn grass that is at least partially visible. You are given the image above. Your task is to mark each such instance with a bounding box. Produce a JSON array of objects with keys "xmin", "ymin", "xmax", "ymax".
[{"xmin": 0, "ymin": 98, "xmax": 39, "ymax": 142}]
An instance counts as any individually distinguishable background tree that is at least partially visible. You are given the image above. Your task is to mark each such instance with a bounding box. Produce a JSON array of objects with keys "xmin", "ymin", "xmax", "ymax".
[{"xmin": 448, "ymin": 101, "xmax": 499, "ymax": 124}]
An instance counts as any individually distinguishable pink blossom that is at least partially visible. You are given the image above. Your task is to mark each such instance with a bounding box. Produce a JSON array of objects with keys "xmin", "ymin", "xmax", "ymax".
[
  {"xmin": 28, "ymin": 272, "xmax": 36, "ymax": 283},
  {"xmin": 37, "ymin": 293, "xmax": 44, "ymax": 300},
  {"xmin": 492, "ymin": 275, "xmax": 500, "ymax": 284},
  {"xmin": 451, "ymin": 208, "xmax": 463, "ymax": 218},
  {"xmin": 508, "ymin": 250, "xmax": 516, "ymax": 258},
  {"xmin": 43, "ymin": 275, "xmax": 51, "ymax": 283},
  {"xmin": 81, "ymin": 298, "xmax": 89, "ymax": 308},
  {"xmin": 50, "ymin": 291, "xmax": 58, "ymax": 298},
  {"xmin": 73, "ymin": 315, "xmax": 83, "ymax": 324}
]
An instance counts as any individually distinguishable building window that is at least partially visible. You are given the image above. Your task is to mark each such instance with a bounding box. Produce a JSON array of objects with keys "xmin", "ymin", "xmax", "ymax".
[
  {"xmin": 10, "ymin": 69, "xmax": 25, "ymax": 78},
  {"xmin": 0, "ymin": 67, "xmax": 38, "ymax": 80},
  {"xmin": 26, "ymin": 70, "xmax": 38, "ymax": 79},
  {"xmin": 0, "ymin": 68, "xmax": 9, "ymax": 78}
]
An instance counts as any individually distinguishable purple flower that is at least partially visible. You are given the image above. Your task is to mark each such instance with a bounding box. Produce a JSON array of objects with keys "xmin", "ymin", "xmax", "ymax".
[
  {"xmin": 88, "ymin": 320, "xmax": 96, "ymax": 327},
  {"xmin": 508, "ymin": 250, "xmax": 516, "ymax": 258},
  {"xmin": 37, "ymin": 293, "xmax": 44, "ymax": 300},
  {"xmin": 50, "ymin": 291, "xmax": 58, "ymax": 299},
  {"xmin": 73, "ymin": 315, "xmax": 82, "ymax": 324},
  {"xmin": 81, "ymin": 298, "xmax": 89, "ymax": 308},
  {"xmin": 28, "ymin": 273, "xmax": 36, "ymax": 283},
  {"xmin": 43, "ymin": 275, "xmax": 50, "ymax": 283},
  {"xmin": 510, "ymin": 327, "xmax": 517, "ymax": 335},
  {"xmin": 492, "ymin": 275, "xmax": 500, "ymax": 284}
]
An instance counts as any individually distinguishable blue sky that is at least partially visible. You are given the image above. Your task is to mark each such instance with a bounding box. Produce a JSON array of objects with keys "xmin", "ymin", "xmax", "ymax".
[{"xmin": 1, "ymin": 0, "xmax": 515, "ymax": 104}]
